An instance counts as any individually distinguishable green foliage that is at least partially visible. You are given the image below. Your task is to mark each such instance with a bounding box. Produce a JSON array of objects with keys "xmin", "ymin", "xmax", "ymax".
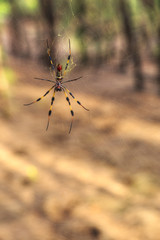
[
  {"xmin": 17, "ymin": 0, "xmax": 39, "ymax": 15},
  {"xmin": 0, "ymin": 0, "xmax": 39, "ymax": 19},
  {"xmin": 155, "ymin": 0, "xmax": 160, "ymax": 9},
  {"xmin": 0, "ymin": 0, "xmax": 11, "ymax": 19},
  {"xmin": 1, "ymin": 0, "xmax": 160, "ymax": 64}
]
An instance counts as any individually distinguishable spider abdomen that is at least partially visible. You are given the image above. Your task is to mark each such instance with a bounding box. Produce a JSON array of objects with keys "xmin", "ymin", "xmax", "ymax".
[{"xmin": 55, "ymin": 87, "xmax": 62, "ymax": 92}]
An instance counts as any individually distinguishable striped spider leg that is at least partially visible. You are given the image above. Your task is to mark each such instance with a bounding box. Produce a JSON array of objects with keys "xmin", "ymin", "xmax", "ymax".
[
  {"xmin": 63, "ymin": 89, "xmax": 74, "ymax": 134},
  {"xmin": 24, "ymin": 85, "xmax": 55, "ymax": 106},
  {"xmin": 63, "ymin": 39, "xmax": 71, "ymax": 77},
  {"xmin": 46, "ymin": 89, "xmax": 56, "ymax": 131},
  {"xmin": 62, "ymin": 85, "xmax": 89, "ymax": 133},
  {"xmin": 63, "ymin": 86, "xmax": 89, "ymax": 111},
  {"xmin": 46, "ymin": 39, "xmax": 56, "ymax": 73}
]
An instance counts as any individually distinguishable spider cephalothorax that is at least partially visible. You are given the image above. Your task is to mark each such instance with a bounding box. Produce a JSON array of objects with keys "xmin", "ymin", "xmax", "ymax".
[
  {"xmin": 55, "ymin": 81, "xmax": 62, "ymax": 92},
  {"xmin": 24, "ymin": 39, "xmax": 89, "ymax": 133}
]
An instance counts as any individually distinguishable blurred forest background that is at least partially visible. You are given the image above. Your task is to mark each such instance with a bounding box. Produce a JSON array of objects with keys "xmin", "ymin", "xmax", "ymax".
[{"xmin": 0, "ymin": 0, "xmax": 160, "ymax": 240}]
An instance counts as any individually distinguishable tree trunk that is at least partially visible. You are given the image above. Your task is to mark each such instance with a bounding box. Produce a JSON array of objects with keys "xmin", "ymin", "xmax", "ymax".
[
  {"xmin": 118, "ymin": 0, "xmax": 144, "ymax": 91},
  {"xmin": 75, "ymin": 0, "xmax": 88, "ymax": 63},
  {"xmin": 140, "ymin": 0, "xmax": 160, "ymax": 95},
  {"xmin": 156, "ymin": 25, "xmax": 160, "ymax": 95},
  {"xmin": 8, "ymin": 0, "xmax": 22, "ymax": 56},
  {"xmin": 39, "ymin": 0, "xmax": 56, "ymax": 61}
]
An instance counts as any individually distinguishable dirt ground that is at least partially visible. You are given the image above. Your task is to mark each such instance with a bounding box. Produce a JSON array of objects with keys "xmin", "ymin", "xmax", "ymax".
[{"xmin": 0, "ymin": 57, "xmax": 160, "ymax": 240}]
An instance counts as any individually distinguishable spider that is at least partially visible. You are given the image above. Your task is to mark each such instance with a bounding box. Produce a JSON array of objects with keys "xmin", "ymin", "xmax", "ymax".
[{"xmin": 24, "ymin": 39, "xmax": 89, "ymax": 133}]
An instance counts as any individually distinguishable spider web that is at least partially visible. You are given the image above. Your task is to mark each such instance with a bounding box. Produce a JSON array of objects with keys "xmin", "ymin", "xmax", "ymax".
[{"xmin": 50, "ymin": 34, "xmax": 76, "ymax": 78}]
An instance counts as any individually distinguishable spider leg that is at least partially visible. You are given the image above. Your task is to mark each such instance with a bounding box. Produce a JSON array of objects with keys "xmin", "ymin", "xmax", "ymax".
[
  {"xmin": 34, "ymin": 77, "xmax": 55, "ymax": 83},
  {"xmin": 63, "ymin": 87, "xmax": 89, "ymax": 111},
  {"xmin": 24, "ymin": 85, "xmax": 55, "ymax": 106},
  {"xmin": 63, "ymin": 76, "xmax": 83, "ymax": 83},
  {"xmin": 46, "ymin": 40, "xmax": 55, "ymax": 72},
  {"xmin": 63, "ymin": 90, "xmax": 74, "ymax": 134},
  {"xmin": 63, "ymin": 39, "xmax": 71, "ymax": 77},
  {"xmin": 46, "ymin": 89, "xmax": 56, "ymax": 131}
]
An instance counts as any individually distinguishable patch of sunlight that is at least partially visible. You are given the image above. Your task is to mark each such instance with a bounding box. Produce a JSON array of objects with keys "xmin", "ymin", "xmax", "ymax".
[
  {"xmin": 4, "ymin": 66, "xmax": 16, "ymax": 84},
  {"xmin": 118, "ymin": 118, "xmax": 160, "ymax": 145},
  {"xmin": 0, "ymin": 144, "xmax": 38, "ymax": 183},
  {"xmin": 26, "ymin": 165, "xmax": 38, "ymax": 182},
  {"xmin": 52, "ymin": 156, "xmax": 129, "ymax": 197},
  {"xmin": 131, "ymin": 173, "xmax": 159, "ymax": 196}
]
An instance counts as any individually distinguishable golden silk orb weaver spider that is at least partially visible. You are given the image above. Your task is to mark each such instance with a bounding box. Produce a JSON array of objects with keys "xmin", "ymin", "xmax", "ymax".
[{"xmin": 24, "ymin": 39, "xmax": 89, "ymax": 133}]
